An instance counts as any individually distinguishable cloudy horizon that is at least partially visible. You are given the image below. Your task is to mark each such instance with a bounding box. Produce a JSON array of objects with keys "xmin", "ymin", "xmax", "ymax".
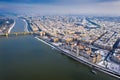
[{"xmin": 0, "ymin": 0, "xmax": 120, "ymax": 16}]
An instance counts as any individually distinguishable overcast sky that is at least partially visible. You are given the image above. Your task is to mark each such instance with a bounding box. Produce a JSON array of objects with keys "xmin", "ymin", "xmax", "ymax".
[{"xmin": 0, "ymin": 0, "xmax": 120, "ymax": 16}]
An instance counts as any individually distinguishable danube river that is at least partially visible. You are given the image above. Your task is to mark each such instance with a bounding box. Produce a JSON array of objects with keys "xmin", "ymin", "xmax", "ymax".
[{"xmin": 0, "ymin": 18, "xmax": 118, "ymax": 80}]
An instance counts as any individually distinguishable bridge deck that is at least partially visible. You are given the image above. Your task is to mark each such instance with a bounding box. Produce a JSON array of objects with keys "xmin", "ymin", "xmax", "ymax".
[{"xmin": 0, "ymin": 32, "xmax": 36, "ymax": 37}]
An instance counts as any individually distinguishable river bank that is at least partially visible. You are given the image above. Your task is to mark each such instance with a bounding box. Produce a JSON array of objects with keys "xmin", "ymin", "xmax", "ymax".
[
  {"xmin": 22, "ymin": 19, "xmax": 29, "ymax": 32},
  {"xmin": 35, "ymin": 36, "xmax": 120, "ymax": 79},
  {"xmin": 8, "ymin": 19, "xmax": 16, "ymax": 33}
]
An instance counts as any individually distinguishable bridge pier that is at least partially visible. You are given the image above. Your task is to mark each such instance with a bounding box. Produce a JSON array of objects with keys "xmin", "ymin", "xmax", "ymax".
[
  {"xmin": 5, "ymin": 33, "xmax": 8, "ymax": 37},
  {"xmin": 24, "ymin": 32, "xmax": 27, "ymax": 35},
  {"xmin": 15, "ymin": 33, "xmax": 18, "ymax": 36}
]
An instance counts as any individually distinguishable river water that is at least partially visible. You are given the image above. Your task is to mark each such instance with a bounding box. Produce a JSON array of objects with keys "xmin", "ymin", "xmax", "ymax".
[{"xmin": 0, "ymin": 18, "xmax": 118, "ymax": 80}]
